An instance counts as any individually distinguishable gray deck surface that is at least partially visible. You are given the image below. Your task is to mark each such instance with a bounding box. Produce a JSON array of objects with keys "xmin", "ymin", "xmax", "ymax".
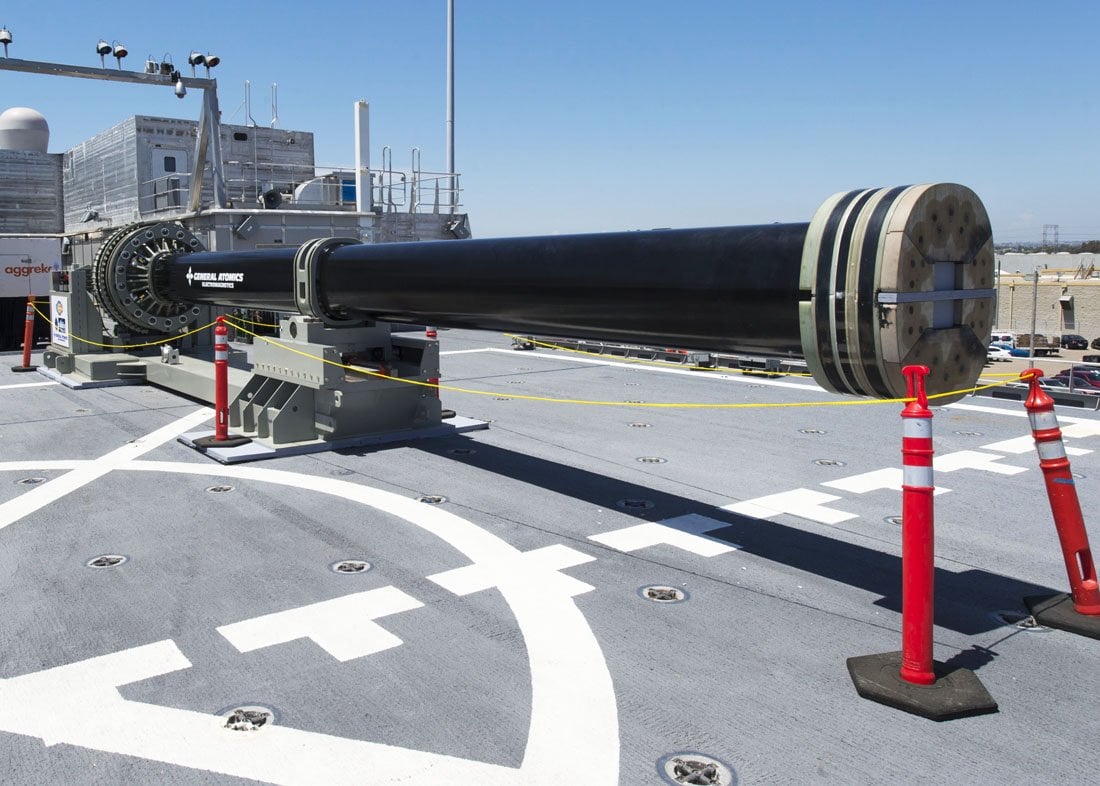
[{"xmin": 1, "ymin": 329, "xmax": 1098, "ymax": 784}]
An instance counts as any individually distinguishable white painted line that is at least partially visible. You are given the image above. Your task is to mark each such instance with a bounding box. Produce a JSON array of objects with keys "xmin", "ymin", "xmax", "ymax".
[
  {"xmin": 946, "ymin": 402, "xmax": 1030, "ymax": 419},
  {"xmin": 483, "ymin": 348, "xmax": 827, "ymax": 393},
  {"xmin": 933, "ymin": 450, "xmax": 1027, "ymax": 475},
  {"xmin": 111, "ymin": 460, "xmax": 619, "ymax": 784},
  {"xmin": 0, "ymin": 408, "xmax": 212, "ymax": 531},
  {"xmin": 217, "ymin": 587, "xmax": 424, "ymax": 662},
  {"xmin": 981, "ymin": 435, "xmax": 1091, "ymax": 456},
  {"xmin": 721, "ymin": 488, "xmax": 857, "ymax": 524},
  {"xmin": 589, "ymin": 514, "xmax": 739, "ymax": 556},
  {"xmin": 821, "ymin": 468, "xmax": 951, "ymax": 496},
  {"xmin": 0, "ymin": 460, "xmax": 88, "ymax": 472},
  {"xmin": 0, "ymin": 380, "xmax": 57, "ymax": 390},
  {"xmin": 1062, "ymin": 420, "xmax": 1100, "ymax": 439},
  {"xmin": 439, "ymin": 348, "xmax": 498, "ymax": 356},
  {"xmin": 429, "ymin": 543, "xmax": 596, "ymax": 598}
]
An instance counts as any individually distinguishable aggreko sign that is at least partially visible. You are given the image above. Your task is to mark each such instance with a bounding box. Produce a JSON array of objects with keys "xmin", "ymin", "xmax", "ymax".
[{"xmin": 0, "ymin": 237, "xmax": 62, "ymax": 297}]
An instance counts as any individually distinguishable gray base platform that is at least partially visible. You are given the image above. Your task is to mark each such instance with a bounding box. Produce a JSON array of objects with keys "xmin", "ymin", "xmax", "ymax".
[
  {"xmin": 179, "ymin": 416, "xmax": 490, "ymax": 463},
  {"xmin": 36, "ymin": 365, "xmax": 144, "ymax": 389},
  {"xmin": 847, "ymin": 651, "xmax": 998, "ymax": 722}
]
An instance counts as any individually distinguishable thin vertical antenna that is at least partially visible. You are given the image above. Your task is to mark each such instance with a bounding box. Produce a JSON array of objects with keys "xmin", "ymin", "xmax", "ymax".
[
  {"xmin": 244, "ymin": 80, "xmax": 256, "ymax": 127},
  {"xmin": 446, "ymin": 0, "xmax": 455, "ymax": 213},
  {"xmin": 270, "ymin": 83, "xmax": 278, "ymax": 128}
]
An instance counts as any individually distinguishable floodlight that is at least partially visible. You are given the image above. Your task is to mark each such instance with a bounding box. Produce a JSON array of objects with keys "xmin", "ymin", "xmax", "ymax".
[
  {"xmin": 113, "ymin": 41, "xmax": 127, "ymax": 70},
  {"xmin": 0, "ymin": 26, "xmax": 12, "ymax": 57}
]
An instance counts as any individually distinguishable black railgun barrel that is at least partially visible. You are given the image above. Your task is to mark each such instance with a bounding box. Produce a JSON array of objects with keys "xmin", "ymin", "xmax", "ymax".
[
  {"xmin": 154, "ymin": 184, "xmax": 996, "ymax": 402},
  {"xmin": 162, "ymin": 224, "xmax": 808, "ymax": 357}
]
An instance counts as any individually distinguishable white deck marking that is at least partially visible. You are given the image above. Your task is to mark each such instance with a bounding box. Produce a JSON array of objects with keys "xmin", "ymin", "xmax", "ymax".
[
  {"xmin": 0, "ymin": 380, "xmax": 57, "ymax": 390},
  {"xmin": 439, "ymin": 348, "xmax": 498, "ymax": 355},
  {"xmin": 94, "ymin": 460, "xmax": 620, "ymax": 784},
  {"xmin": 821, "ymin": 468, "xmax": 951, "ymax": 495},
  {"xmin": 981, "ymin": 434, "xmax": 1091, "ymax": 456},
  {"xmin": 0, "ymin": 639, "xmax": 529, "ymax": 783},
  {"xmin": 217, "ymin": 587, "xmax": 424, "ymax": 662},
  {"xmin": 483, "ymin": 348, "xmax": 827, "ymax": 392},
  {"xmin": 946, "ymin": 402, "xmax": 1031, "ymax": 418},
  {"xmin": 933, "ymin": 450, "xmax": 1027, "ymax": 475},
  {"xmin": 429, "ymin": 543, "xmax": 595, "ymax": 597},
  {"xmin": 588, "ymin": 514, "xmax": 739, "ymax": 556},
  {"xmin": 721, "ymin": 489, "xmax": 857, "ymax": 524},
  {"xmin": 0, "ymin": 460, "xmax": 87, "ymax": 471},
  {"xmin": 0, "ymin": 408, "xmax": 211, "ymax": 531},
  {"xmin": 1061, "ymin": 420, "xmax": 1100, "ymax": 438}
]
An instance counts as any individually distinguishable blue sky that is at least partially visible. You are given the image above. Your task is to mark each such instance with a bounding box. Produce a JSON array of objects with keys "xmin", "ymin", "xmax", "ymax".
[{"xmin": 1, "ymin": 1, "xmax": 1097, "ymax": 240}]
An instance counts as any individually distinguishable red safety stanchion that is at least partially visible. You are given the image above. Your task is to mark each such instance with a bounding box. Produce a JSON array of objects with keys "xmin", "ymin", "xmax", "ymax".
[
  {"xmin": 192, "ymin": 316, "xmax": 251, "ymax": 451},
  {"xmin": 11, "ymin": 295, "xmax": 38, "ymax": 372},
  {"xmin": 214, "ymin": 316, "xmax": 229, "ymax": 441},
  {"xmin": 1020, "ymin": 369, "xmax": 1100, "ymax": 639},
  {"xmin": 899, "ymin": 365, "xmax": 936, "ymax": 685},
  {"xmin": 846, "ymin": 365, "xmax": 997, "ymax": 720}
]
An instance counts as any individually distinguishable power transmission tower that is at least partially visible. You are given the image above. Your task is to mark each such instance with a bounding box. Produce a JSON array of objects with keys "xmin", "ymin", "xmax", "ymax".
[{"xmin": 1042, "ymin": 224, "xmax": 1060, "ymax": 251}]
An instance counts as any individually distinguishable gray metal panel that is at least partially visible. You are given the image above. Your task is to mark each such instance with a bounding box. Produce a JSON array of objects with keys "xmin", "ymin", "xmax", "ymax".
[
  {"xmin": 218, "ymin": 123, "xmax": 315, "ymax": 207},
  {"xmin": 0, "ymin": 150, "xmax": 64, "ymax": 232},
  {"xmin": 62, "ymin": 117, "xmax": 139, "ymax": 229}
]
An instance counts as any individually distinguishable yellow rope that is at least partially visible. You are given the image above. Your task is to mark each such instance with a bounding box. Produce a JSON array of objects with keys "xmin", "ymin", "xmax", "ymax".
[
  {"xmin": 226, "ymin": 318, "xmax": 1016, "ymax": 409},
  {"xmin": 31, "ymin": 303, "xmax": 217, "ymax": 349}
]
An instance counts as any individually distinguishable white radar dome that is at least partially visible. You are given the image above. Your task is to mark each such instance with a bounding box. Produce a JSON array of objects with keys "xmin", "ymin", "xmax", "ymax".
[{"xmin": 0, "ymin": 107, "xmax": 50, "ymax": 153}]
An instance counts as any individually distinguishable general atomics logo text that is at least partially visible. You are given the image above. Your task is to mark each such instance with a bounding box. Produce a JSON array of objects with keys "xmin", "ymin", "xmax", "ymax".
[{"xmin": 186, "ymin": 267, "xmax": 244, "ymax": 289}]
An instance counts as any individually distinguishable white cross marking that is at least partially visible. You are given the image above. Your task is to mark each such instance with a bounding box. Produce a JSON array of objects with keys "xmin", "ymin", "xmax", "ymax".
[
  {"xmin": 429, "ymin": 544, "xmax": 595, "ymax": 597},
  {"xmin": 216, "ymin": 587, "xmax": 424, "ymax": 662},
  {"xmin": 981, "ymin": 435, "xmax": 1091, "ymax": 456},
  {"xmin": 822, "ymin": 468, "xmax": 951, "ymax": 495},
  {"xmin": 933, "ymin": 450, "xmax": 1027, "ymax": 475},
  {"xmin": 721, "ymin": 488, "xmax": 857, "ymax": 524},
  {"xmin": 588, "ymin": 514, "xmax": 739, "ymax": 556}
]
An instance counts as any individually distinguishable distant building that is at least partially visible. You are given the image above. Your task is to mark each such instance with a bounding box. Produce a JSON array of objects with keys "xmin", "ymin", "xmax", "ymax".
[{"xmin": 995, "ymin": 253, "xmax": 1100, "ymax": 338}]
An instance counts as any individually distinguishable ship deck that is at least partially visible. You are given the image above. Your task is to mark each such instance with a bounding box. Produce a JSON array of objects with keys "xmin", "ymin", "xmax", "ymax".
[{"xmin": 1, "ymin": 329, "xmax": 1098, "ymax": 784}]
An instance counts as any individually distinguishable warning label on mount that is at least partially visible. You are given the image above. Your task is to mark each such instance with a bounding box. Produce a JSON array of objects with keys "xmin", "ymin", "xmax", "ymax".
[{"xmin": 186, "ymin": 267, "xmax": 244, "ymax": 289}]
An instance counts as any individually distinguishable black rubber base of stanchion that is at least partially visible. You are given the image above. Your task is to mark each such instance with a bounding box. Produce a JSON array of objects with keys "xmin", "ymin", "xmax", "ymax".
[
  {"xmin": 192, "ymin": 435, "xmax": 253, "ymax": 449},
  {"xmin": 847, "ymin": 651, "xmax": 998, "ymax": 721},
  {"xmin": 10, "ymin": 365, "xmax": 37, "ymax": 372},
  {"xmin": 1025, "ymin": 593, "xmax": 1100, "ymax": 640}
]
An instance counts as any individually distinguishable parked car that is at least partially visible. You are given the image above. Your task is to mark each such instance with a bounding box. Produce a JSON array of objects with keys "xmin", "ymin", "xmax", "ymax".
[
  {"xmin": 1060, "ymin": 334, "xmax": 1089, "ymax": 350},
  {"xmin": 992, "ymin": 342, "xmax": 1031, "ymax": 357},
  {"xmin": 1053, "ymin": 368, "xmax": 1100, "ymax": 389},
  {"xmin": 1092, "ymin": 337, "xmax": 1100, "ymax": 350},
  {"xmin": 987, "ymin": 345, "xmax": 1013, "ymax": 362}
]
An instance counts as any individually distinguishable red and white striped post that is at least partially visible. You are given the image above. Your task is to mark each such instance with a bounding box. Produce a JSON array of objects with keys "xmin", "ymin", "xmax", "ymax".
[
  {"xmin": 214, "ymin": 316, "xmax": 230, "ymax": 441},
  {"xmin": 191, "ymin": 316, "xmax": 250, "ymax": 451},
  {"xmin": 899, "ymin": 364, "xmax": 936, "ymax": 685},
  {"xmin": 847, "ymin": 364, "xmax": 997, "ymax": 718},
  {"xmin": 12, "ymin": 295, "xmax": 37, "ymax": 372},
  {"xmin": 1020, "ymin": 369, "xmax": 1100, "ymax": 617},
  {"xmin": 426, "ymin": 326, "xmax": 440, "ymax": 398}
]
